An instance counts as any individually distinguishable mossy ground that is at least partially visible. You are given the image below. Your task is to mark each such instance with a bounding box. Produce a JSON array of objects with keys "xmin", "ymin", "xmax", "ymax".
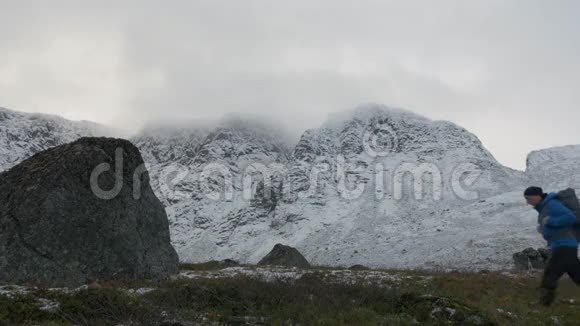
[{"xmin": 1, "ymin": 265, "xmax": 579, "ymax": 325}]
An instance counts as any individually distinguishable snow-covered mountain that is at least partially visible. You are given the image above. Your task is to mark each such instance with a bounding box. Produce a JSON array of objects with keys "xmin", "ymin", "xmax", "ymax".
[
  {"xmin": 526, "ymin": 144, "xmax": 580, "ymax": 191},
  {"xmin": 162, "ymin": 104, "xmax": 539, "ymax": 270},
  {"xmin": 0, "ymin": 107, "xmax": 108, "ymax": 172},
  {"xmin": 132, "ymin": 114, "xmax": 294, "ymax": 206},
  {"xmin": 1, "ymin": 104, "xmax": 574, "ymax": 270}
]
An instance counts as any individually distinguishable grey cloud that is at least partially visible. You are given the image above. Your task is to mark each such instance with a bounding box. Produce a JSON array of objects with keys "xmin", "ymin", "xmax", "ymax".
[{"xmin": 1, "ymin": 0, "xmax": 579, "ymax": 170}]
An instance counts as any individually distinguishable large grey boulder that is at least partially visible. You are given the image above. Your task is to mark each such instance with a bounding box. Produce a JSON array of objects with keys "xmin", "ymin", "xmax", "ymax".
[
  {"xmin": 0, "ymin": 137, "xmax": 179, "ymax": 287},
  {"xmin": 257, "ymin": 244, "xmax": 310, "ymax": 268}
]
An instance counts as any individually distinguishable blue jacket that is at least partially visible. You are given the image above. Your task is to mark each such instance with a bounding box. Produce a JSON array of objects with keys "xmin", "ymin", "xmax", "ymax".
[{"xmin": 535, "ymin": 192, "xmax": 578, "ymax": 249}]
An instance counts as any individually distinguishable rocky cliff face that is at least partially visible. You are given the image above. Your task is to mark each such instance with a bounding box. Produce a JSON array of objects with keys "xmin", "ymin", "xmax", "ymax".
[{"xmin": 0, "ymin": 137, "xmax": 179, "ymax": 287}]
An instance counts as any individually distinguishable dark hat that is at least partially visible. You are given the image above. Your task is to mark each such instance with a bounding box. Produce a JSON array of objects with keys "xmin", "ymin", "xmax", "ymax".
[{"xmin": 524, "ymin": 186, "xmax": 543, "ymax": 197}]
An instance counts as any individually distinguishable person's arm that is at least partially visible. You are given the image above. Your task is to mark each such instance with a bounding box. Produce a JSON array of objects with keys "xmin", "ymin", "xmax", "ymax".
[{"xmin": 544, "ymin": 201, "xmax": 576, "ymax": 228}]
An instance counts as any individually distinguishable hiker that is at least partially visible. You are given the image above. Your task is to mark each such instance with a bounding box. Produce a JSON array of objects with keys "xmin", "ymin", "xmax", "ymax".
[{"xmin": 524, "ymin": 186, "xmax": 580, "ymax": 306}]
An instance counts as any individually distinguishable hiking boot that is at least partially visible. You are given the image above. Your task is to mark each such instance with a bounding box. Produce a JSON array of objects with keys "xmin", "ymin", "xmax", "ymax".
[{"xmin": 540, "ymin": 288, "xmax": 555, "ymax": 307}]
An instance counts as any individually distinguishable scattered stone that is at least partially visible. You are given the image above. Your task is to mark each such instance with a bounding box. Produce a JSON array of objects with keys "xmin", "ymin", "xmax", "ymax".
[
  {"xmin": 37, "ymin": 298, "xmax": 60, "ymax": 312},
  {"xmin": 402, "ymin": 294, "xmax": 491, "ymax": 325},
  {"xmin": 128, "ymin": 287, "xmax": 155, "ymax": 296}
]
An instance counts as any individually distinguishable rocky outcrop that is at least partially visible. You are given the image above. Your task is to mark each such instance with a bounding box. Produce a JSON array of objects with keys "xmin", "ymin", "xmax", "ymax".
[
  {"xmin": 0, "ymin": 137, "xmax": 179, "ymax": 287},
  {"xmin": 513, "ymin": 248, "xmax": 549, "ymax": 271},
  {"xmin": 537, "ymin": 248, "xmax": 551, "ymax": 262},
  {"xmin": 257, "ymin": 244, "xmax": 310, "ymax": 268}
]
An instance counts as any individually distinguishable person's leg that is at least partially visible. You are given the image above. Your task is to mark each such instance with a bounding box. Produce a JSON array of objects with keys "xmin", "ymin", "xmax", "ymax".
[
  {"xmin": 565, "ymin": 247, "xmax": 580, "ymax": 286},
  {"xmin": 541, "ymin": 249, "xmax": 566, "ymax": 306}
]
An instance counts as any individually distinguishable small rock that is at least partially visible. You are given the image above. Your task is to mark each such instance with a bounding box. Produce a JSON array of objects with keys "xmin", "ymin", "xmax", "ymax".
[
  {"xmin": 257, "ymin": 244, "xmax": 310, "ymax": 268},
  {"xmin": 222, "ymin": 259, "xmax": 240, "ymax": 267},
  {"xmin": 538, "ymin": 248, "xmax": 551, "ymax": 261},
  {"xmin": 513, "ymin": 247, "xmax": 546, "ymax": 271},
  {"xmin": 348, "ymin": 264, "xmax": 369, "ymax": 271}
]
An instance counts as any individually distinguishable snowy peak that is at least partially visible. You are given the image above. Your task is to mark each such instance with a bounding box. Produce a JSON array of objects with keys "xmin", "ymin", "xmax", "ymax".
[
  {"xmin": 131, "ymin": 126, "xmax": 212, "ymax": 166},
  {"xmin": 526, "ymin": 144, "xmax": 580, "ymax": 190},
  {"xmin": 133, "ymin": 113, "xmax": 294, "ymax": 168},
  {"xmin": 287, "ymin": 104, "xmax": 523, "ymax": 202},
  {"xmin": 322, "ymin": 104, "xmax": 495, "ymax": 161},
  {"xmin": 0, "ymin": 107, "xmax": 99, "ymax": 129},
  {"xmin": 197, "ymin": 125, "xmax": 291, "ymax": 165},
  {"xmin": 0, "ymin": 107, "xmax": 108, "ymax": 172},
  {"xmin": 527, "ymin": 144, "xmax": 580, "ymax": 169},
  {"xmin": 323, "ymin": 103, "xmax": 426, "ymax": 128},
  {"xmin": 131, "ymin": 114, "xmax": 294, "ymax": 205}
]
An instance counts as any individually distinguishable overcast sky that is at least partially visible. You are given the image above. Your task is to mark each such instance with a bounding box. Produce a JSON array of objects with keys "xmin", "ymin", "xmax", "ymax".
[{"xmin": 1, "ymin": 0, "xmax": 579, "ymax": 170}]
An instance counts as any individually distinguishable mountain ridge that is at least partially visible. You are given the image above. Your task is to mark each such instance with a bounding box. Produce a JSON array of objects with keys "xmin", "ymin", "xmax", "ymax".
[{"xmin": 1, "ymin": 105, "xmax": 576, "ymax": 270}]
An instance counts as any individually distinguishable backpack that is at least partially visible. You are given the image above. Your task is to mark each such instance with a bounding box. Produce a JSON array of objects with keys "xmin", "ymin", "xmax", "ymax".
[{"xmin": 554, "ymin": 188, "xmax": 580, "ymax": 240}]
